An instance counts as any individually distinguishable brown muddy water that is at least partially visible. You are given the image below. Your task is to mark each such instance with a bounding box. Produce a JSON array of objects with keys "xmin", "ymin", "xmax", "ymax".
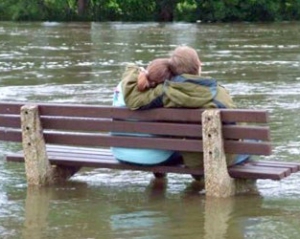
[{"xmin": 1, "ymin": 21, "xmax": 300, "ymax": 239}]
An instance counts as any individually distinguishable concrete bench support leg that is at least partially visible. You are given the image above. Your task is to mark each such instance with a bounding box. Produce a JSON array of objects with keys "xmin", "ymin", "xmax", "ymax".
[
  {"xmin": 21, "ymin": 105, "xmax": 80, "ymax": 186},
  {"xmin": 21, "ymin": 105, "xmax": 54, "ymax": 186},
  {"xmin": 202, "ymin": 110, "xmax": 235, "ymax": 197}
]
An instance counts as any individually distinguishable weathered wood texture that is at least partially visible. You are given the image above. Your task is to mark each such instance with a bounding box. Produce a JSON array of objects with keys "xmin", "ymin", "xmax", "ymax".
[
  {"xmin": 0, "ymin": 102, "xmax": 271, "ymax": 155},
  {"xmin": 0, "ymin": 102, "xmax": 269, "ymax": 122},
  {"xmin": 1, "ymin": 102, "xmax": 299, "ymax": 186},
  {"xmin": 6, "ymin": 147, "xmax": 298, "ymax": 180}
]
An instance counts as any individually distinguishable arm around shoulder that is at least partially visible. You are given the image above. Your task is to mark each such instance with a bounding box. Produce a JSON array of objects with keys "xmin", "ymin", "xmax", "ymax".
[{"xmin": 122, "ymin": 79, "xmax": 165, "ymax": 110}]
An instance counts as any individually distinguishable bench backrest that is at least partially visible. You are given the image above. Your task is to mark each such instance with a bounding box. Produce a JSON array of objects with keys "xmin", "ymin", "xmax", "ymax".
[{"xmin": 0, "ymin": 102, "xmax": 271, "ymax": 155}]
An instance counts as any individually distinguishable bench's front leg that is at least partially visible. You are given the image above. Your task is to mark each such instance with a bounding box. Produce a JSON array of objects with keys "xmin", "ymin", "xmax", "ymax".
[{"xmin": 202, "ymin": 110, "xmax": 236, "ymax": 197}]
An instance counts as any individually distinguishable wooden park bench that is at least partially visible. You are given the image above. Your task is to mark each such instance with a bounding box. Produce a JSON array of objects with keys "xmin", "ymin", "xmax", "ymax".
[{"xmin": 0, "ymin": 101, "xmax": 299, "ymax": 197}]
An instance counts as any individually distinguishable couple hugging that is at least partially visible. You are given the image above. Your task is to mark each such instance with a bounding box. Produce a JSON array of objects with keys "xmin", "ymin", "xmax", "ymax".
[{"xmin": 112, "ymin": 46, "xmax": 249, "ymax": 171}]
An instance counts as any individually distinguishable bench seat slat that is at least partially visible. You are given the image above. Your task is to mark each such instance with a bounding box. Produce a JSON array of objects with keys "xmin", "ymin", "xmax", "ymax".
[
  {"xmin": 249, "ymin": 160, "xmax": 300, "ymax": 173},
  {"xmin": 5, "ymin": 146, "xmax": 295, "ymax": 181},
  {"xmin": 6, "ymin": 152, "xmax": 204, "ymax": 175},
  {"xmin": 6, "ymin": 152, "xmax": 290, "ymax": 180},
  {"xmin": 229, "ymin": 166, "xmax": 289, "ymax": 180},
  {"xmin": 44, "ymin": 147, "xmax": 300, "ymax": 174}
]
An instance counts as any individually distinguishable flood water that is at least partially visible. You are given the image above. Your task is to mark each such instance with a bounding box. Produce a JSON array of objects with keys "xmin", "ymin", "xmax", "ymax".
[{"xmin": 1, "ymin": 21, "xmax": 300, "ymax": 239}]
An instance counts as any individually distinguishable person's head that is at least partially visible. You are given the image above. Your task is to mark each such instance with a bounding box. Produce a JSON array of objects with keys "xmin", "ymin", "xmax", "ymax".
[
  {"xmin": 169, "ymin": 46, "xmax": 201, "ymax": 75},
  {"xmin": 137, "ymin": 58, "xmax": 173, "ymax": 91}
]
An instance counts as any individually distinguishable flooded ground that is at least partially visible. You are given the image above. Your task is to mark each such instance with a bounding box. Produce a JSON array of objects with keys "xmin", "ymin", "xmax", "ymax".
[{"xmin": 1, "ymin": 21, "xmax": 300, "ymax": 239}]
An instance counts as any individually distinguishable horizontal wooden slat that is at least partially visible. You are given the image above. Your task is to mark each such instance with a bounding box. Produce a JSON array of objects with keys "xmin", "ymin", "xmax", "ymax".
[
  {"xmin": 38, "ymin": 106, "xmax": 269, "ymax": 123},
  {"xmin": 6, "ymin": 152, "xmax": 204, "ymax": 175},
  {"xmin": 220, "ymin": 110, "xmax": 269, "ymax": 123},
  {"xmin": 0, "ymin": 128, "xmax": 22, "ymax": 142},
  {"xmin": 249, "ymin": 160, "xmax": 300, "ymax": 173},
  {"xmin": 43, "ymin": 132, "xmax": 204, "ymax": 152},
  {"xmin": 0, "ymin": 102, "xmax": 269, "ymax": 123},
  {"xmin": 224, "ymin": 140, "xmax": 272, "ymax": 155},
  {"xmin": 6, "ymin": 147, "xmax": 293, "ymax": 180},
  {"xmin": 0, "ymin": 103, "xmax": 21, "ymax": 114},
  {"xmin": 0, "ymin": 102, "xmax": 204, "ymax": 121},
  {"xmin": 223, "ymin": 125, "xmax": 270, "ymax": 141},
  {"xmin": 44, "ymin": 146, "xmax": 298, "ymax": 173},
  {"xmin": 0, "ymin": 115, "xmax": 20, "ymax": 128},
  {"xmin": 229, "ymin": 165, "xmax": 289, "ymax": 180},
  {"xmin": 0, "ymin": 116, "xmax": 270, "ymax": 142},
  {"xmin": 44, "ymin": 106, "xmax": 201, "ymax": 122},
  {"xmin": 44, "ymin": 133, "xmax": 272, "ymax": 155},
  {"xmin": 47, "ymin": 145, "xmax": 113, "ymax": 155},
  {"xmin": 42, "ymin": 119, "xmax": 269, "ymax": 140},
  {"xmin": 42, "ymin": 117, "xmax": 203, "ymax": 137},
  {"xmin": 0, "ymin": 128, "xmax": 271, "ymax": 155}
]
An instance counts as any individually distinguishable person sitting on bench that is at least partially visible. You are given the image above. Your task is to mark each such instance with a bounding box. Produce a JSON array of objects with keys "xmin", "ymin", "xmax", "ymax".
[
  {"xmin": 122, "ymin": 46, "xmax": 250, "ymax": 169},
  {"xmin": 111, "ymin": 58, "xmax": 183, "ymax": 166}
]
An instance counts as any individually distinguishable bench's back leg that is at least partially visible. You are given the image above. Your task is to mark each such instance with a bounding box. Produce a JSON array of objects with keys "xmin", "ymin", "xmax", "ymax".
[
  {"xmin": 202, "ymin": 110, "xmax": 236, "ymax": 197},
  {"xmin": 21, "ymin": 105, "xmax": 54, "ymax": 186}
]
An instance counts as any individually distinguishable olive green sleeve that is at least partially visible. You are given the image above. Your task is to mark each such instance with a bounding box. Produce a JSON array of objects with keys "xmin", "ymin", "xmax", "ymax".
[
  {"xmin": 216, "ymin": 85, "xmax": 237, "ymax": 109},
  {"xmin": 121, "ymin": 64, "xmax": 140, "ymax": 84},
  {"xmin": 121, "ymin": 66, "xmax": 164, "ymax": 110}
]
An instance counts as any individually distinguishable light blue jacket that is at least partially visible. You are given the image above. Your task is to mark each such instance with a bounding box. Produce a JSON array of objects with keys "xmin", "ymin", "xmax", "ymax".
[{"xmin": 111, "ymin": 82, "xmax": 175, "ymax": 165}]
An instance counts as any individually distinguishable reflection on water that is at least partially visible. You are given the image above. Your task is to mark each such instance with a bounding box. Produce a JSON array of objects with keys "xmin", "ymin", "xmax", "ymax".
[
  {"xmin": 4, "ymin": 179, "xmax": 300, "ymax": 239},
  {"xmin": 1, "ymin": 21, "xmax": 300, "ymax": 238}
]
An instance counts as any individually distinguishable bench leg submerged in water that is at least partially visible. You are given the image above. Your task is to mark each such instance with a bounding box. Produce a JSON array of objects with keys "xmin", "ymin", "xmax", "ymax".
[
  {"xmin": 21, "ymin": 105, "xmax": 79, "ymax": 186},
  {"xmin": 202, "ymin": 110, "xmax": 257, "ymax": 197}
]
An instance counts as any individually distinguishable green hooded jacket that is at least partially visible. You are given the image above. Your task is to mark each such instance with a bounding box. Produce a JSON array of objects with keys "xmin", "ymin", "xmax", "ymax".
[
  {"xmin": 120, "ymin": 64, "xmax": 239, "ymax": 168},
  {"xmin": 121, "ymin": 64, "xmax": 236, "ymax": 110}
]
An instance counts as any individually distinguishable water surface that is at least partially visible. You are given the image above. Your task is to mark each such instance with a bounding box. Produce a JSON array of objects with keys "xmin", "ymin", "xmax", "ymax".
[{"xmin": 1, "ymin": 21, "xmax": 300, "ymax": 239}]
